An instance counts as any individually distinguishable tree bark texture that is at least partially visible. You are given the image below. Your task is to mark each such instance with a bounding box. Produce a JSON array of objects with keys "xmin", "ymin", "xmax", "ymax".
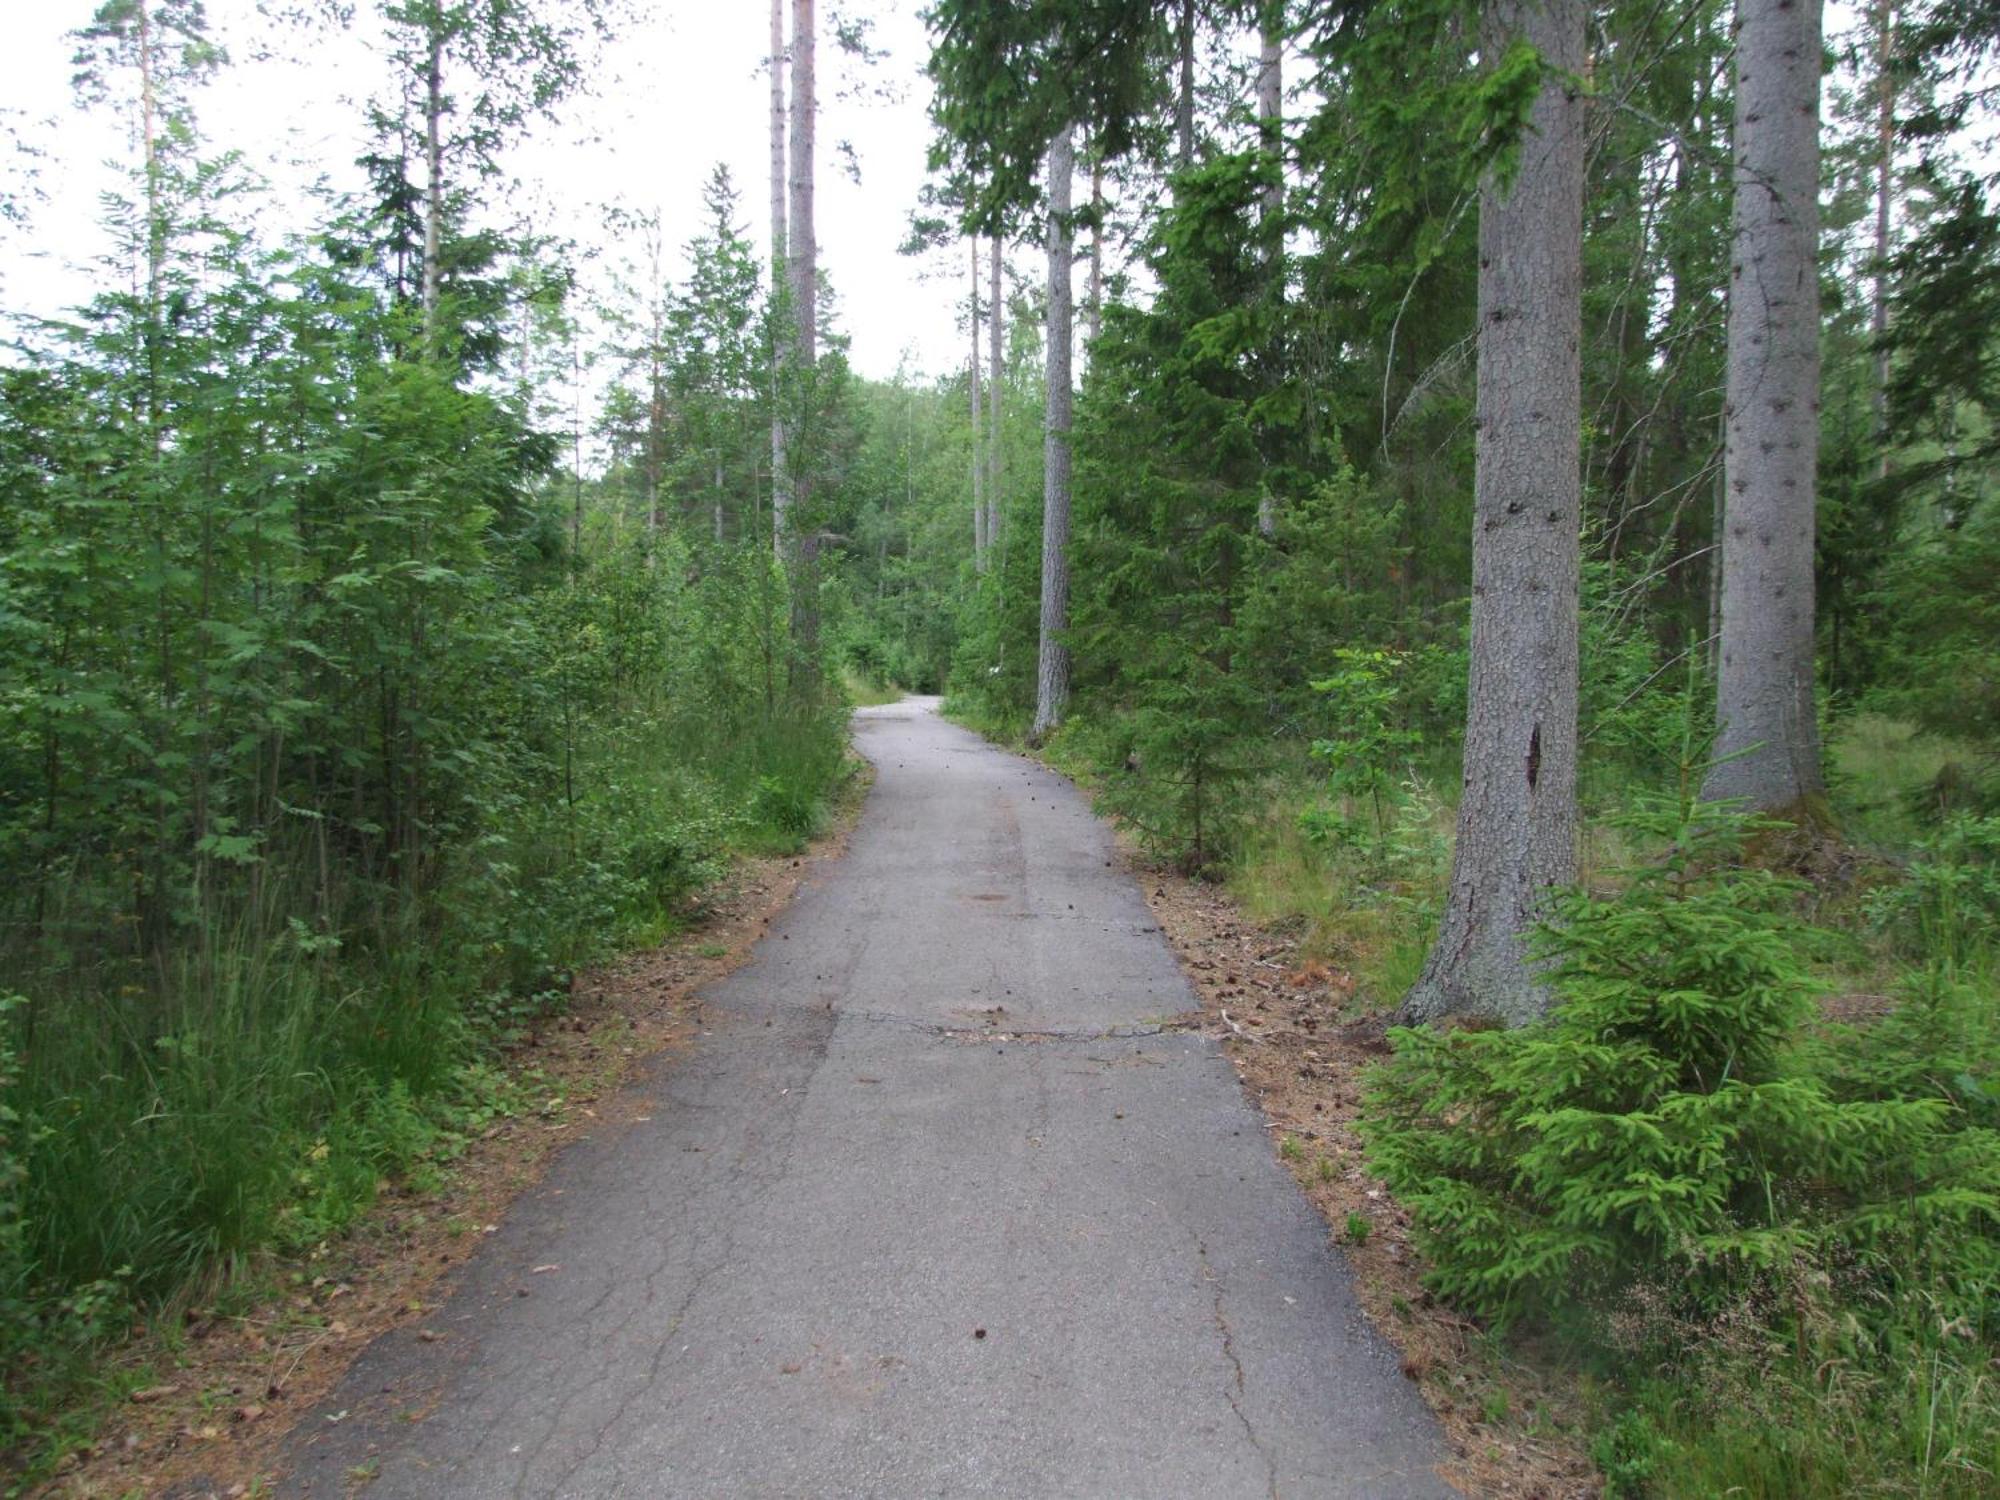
[
  {"xmin": 786, "ymin": 0, "xmax": 820, "ymax": 667},
  {"xmin": 1087, "ymin": 155, "xmax": 1104, "ymax": 348},
  {"xmin": 788, "ymin": 0, "xmax": 817, "ymax": 376},
  {"xmin": 1256, "ymin": 9, "xmax": 1282, "ymax": 538},
  {"xmin": 421, "ymin": 31, "xmax": 445, "ymax": 350},
  {"xmin": 1033, "ymin": 126, "xmax": 1076, "ymax": 743},
  {"xmin": 970, "ymin": 235, "xmax": 987, "ymax": 566},
  {"xmin": 768, "ymin": 0, "xmax": 788, "ymax": 548},
  {"xmin": 988, "ymin": 235, "xmax": 1004, "ymax": 555},
  {"xmin": 1401, "ymin": 0, "xmax": 1585, "ymax": 1027},
  {"xmin": 1702, "ymin": 0, "xmax": 1826, "ymax": 815},
  {"xmin": 1257, "ymin": 11, "xmax": 1282, "ymax": 222},
  {"xmin": 1176, "ymin": 0, "xmax": 1196, "ymax": 170},
  {"xmin": 1870, "ymin": 0, "xmax": 1894, "ymax": 473}
]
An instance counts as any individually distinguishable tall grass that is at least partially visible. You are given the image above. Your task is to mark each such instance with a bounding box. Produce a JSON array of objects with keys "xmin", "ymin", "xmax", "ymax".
[{"xmin": 0, "ymin": 700, "xmax": 849, "ymax": 1457}]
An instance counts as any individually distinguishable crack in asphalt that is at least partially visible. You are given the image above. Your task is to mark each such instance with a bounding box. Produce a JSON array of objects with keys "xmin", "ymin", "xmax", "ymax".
[
  {"xmin": 543, "ymin": 1004, "xmax": 841, "ymax": 1495},
  {"xmin": 835, "ymin": 1008, "xmax": 1207, "ymax": 1044},
  {"xmin": 1197, "ymin": 1232, "xmax": 1282, "ymax": 1500}
]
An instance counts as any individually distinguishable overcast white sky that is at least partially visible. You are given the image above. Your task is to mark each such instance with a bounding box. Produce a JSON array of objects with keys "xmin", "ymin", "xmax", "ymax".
[{"xmin": 0, "ymin": 0, "xmax": 969, "ymax": 382}]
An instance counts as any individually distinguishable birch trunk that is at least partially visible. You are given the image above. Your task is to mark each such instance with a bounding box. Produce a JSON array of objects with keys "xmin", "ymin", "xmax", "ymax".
[
  {"xmin": 769, "ymin": 0, "xmax": 788, "ymax": 549},
  {"xmin": 1033, "ymin": 126, "xmax": 1076, "ymax": 742},
  {"xmin": 1400, "ymin": 0, "xmax": 1585, "ymax": 1027},
  {"xmin": 1702, "ymin": 0, "xmax": 1826, "ymax": 816},
  {"xmin": 970, "ymin": 236, "xmax": 986, "ymax": 566}
]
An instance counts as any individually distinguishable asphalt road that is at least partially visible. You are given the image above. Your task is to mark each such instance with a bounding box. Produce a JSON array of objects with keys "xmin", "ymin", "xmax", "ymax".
[{"xmin": 279, "ymin": 698, "xmax": 1450, "ymax": 1499}]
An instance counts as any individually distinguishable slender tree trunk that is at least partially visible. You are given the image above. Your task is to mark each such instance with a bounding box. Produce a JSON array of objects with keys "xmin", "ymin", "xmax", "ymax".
[
  {"xmin": 971, "ymin": 235, "xmax": 987, "ymax": 566},
  {"xmin": 1256, "ymin": 7, "xmax": 1283, "ymax": 538},
  {"xmin": 714, "ymin": 452, "xmax": 725, "ymax": 544},
  {"xmin": 787, "ymin": 0, "xmax": 820, "ymax": 674},
  {"xmin": 1871, "ymin": 0, "xmax": 1895, "ymax": 479},
  {"xmin": 421, "ymin": 30, "xmax": 444, "ymax": 350},
  {"xmin": 788, "ymin": 0, "xmax": 816, "ymax": 380},
  {"xmin": 988, "ymin": 235, "xmax": 1004, "ymax": 552},
  {"xmin": 137, "ymin": 0, "xmax": 163, "ymax": 339},
  {"xmin": 769, "ymin": 0, "xmax": 789, "ymax": 549},
  {"xmin": 1175, "ymin": 0, "xmax": 1196, "ymax": 170},
  {"xmin": 571, "ymin": 337, "xmax": 584, "ymax": 559},
  {"xmin": 135, "ymin": 0, "xmax": 176, "ymax": 953},
  {"xmin": 1257, "ymin": 9, "xmax": 1282, "ymax": 222},
  {"xmin": 1087, "ymin": 155, "xmax": 1104, "ymax": 347},
  {"xmin": 1033, "ymin": 125, "xmax": 1076, "ymax": 742},
  {"xmin": 1400, "ymin": 0, "xmax": 1585, "ymax": 1027},
  {"xmin": 1702, "ymin": 0, "xmax": 1827, "ymax": 817}
]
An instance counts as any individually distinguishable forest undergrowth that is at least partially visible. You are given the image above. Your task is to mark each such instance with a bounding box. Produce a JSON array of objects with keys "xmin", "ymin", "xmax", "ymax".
[{"xmin": 0, "ymin": 522, "xmax": 853, "ymax": 1475}]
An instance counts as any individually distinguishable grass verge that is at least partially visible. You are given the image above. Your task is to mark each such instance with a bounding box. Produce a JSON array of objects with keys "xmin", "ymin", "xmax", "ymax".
[{"xmin": 2, "ymin": 730, "xmax": 865, "ymax": 1494}]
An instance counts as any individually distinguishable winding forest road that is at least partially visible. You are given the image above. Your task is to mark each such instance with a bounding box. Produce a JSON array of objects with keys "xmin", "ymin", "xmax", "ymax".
[{"xmin": 280, "ymin": 699, "xmax": 1449, "ymax": 1498}]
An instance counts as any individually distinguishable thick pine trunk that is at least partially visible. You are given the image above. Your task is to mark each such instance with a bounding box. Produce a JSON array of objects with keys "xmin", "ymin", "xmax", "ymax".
[
  {"xmin": 970, "ymin": 236, "xmax": 986, "ymax": 566},
  {"xmin": 1033, "ymin": 126, "xmax": 1076, "ymax": 742},
  {"xmin": 1401, "ymin": 0, "xmax": 1585, "ymax": 1027},
  {"xmin": 769, "ymin": 0, "xmax": 788, "ymax": 549},
  {"xmin": 1702, "ymin": 0, "xmax": 1826, "ymax": 816}
]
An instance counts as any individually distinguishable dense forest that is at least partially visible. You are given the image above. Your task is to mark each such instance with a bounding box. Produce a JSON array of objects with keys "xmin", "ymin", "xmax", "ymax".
[{"xmin": 3, "ymin": 0, "xmax": 1998, "ymax": 1491}]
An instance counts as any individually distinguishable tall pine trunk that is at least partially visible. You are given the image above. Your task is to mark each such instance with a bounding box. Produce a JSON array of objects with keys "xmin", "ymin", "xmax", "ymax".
[
  {"xmin": 1086, "ymin": 156, "xmax": 1104, "ymax": 347},
  {"xmin": 1033, "ymin": 126, "xmax": 1076, "ymax": 742},
  {"xmin": 786, "ymin": 0, "xmax": 820, "ymax": 675},
  {"xmin": 1871, "ymin": 0, "xmax": 1894, "ymax": 479},
  {"xmin": 970, "ymin": 235, "xmax": 986, "ymax": 566},
  {"xmin": 788, "ymin": 0, "xmax": 816, "ymax": 382},
  {"xmin": 1256, "ymin": 6, "xmax": 1282, "ymax": 538},
  {"xmin": 768, "ymin": 0, "xmax": 788, "ymax": 549},
  {"xmin": 421, "ymin": 30, "xmax": 444, "ymax": 351},
  {"xmin": 1175, "ymin": 0, "xmax": 1196, "ymax": 170},
  {"xmin": 1702, "ymin": 0, "xmax": 1826, "ymax": 817},
  {"xmin": 1400, "ymin": 0, "xmax": 1585, "ymax": 1027},
  {"xmin": 988, "ymin": 236, "xmax": 1004, "ymax": 555}
]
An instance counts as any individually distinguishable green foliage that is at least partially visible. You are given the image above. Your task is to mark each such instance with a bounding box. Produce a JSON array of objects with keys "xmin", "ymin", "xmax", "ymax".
[
  {"xmin": 1303, "ymin": 648, "xmax": 1424, "ymax": 849},
  {"xmin": 1870, "ymin": 504, "xmax": 2000, "ymax": 797},
  {"xmin": 0, "ymin": 24, "xmax": 856, "ymax": 1453},
  {"xmin": 1363, "ymin": 797, "xmax": 1989, "ymax": 1329},
  {"xmin": 1865, "ymin": 815, "xmax": 2000, "ymax": 967}
]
